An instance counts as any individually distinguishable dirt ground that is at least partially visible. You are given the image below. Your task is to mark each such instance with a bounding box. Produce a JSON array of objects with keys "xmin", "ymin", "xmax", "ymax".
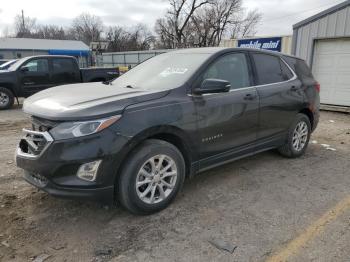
[{"xmin": 0, "ymin": 105, "xmax": 349, "ymax": 262}]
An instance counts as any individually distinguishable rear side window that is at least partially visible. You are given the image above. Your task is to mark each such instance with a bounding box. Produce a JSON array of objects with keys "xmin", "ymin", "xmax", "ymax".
[
  {"xmin": 52, "ymin": 58, "xmax": 78, "ymax": 84},
  {"xmin": 280, "ymin": 60, "xmax": 294, "ymax": 80},
  {"xmin": 283, "ymin": 56, "xmax": 313, "ymax": 79},
  {"xmin": 53, "ymin": 58, "xmax": 76, "ymax": 73},
  {"xmin": 252, "ymin": 53, "xmax": 288, "ymax": 85},
  {"xmin": 202, "ymin": 53, "xmax": 250, "ymax": 89}
]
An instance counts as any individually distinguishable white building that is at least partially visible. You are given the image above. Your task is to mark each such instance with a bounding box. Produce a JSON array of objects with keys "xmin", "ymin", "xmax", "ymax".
[{"xmin": 0, "ymin": 38, "xmax": 90, "ymax": 67}]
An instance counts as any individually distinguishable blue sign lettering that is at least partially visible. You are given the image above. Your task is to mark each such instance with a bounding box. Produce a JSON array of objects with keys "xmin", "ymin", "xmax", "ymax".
[{"xmin": 238, "ymin": 37, "xmax": 282, "ymax": 52}]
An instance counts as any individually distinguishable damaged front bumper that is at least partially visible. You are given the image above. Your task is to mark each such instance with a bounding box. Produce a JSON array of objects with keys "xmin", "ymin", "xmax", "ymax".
[{"xmin": 15, "ymin": 127, "xmax": 129, "ymax": 204}]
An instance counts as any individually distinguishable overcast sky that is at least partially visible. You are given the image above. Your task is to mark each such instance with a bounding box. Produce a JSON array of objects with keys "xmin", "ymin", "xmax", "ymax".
[{"xmin": 0, "ymin": 0, "xmax": 345, "ymax": 37}]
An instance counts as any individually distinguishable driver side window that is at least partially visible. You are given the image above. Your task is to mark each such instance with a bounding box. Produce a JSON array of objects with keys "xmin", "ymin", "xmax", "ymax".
[
  {"xmin": 203, "ymin": 53, "xmax": 250, "ymax": 90},
  {"xmin": 22, "ymin": 59, "xmax": 49, "ymax": 72}
]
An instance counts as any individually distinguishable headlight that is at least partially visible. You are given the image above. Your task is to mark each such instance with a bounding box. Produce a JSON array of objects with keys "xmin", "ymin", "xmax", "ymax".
[{"xmin": 50, "ymin": 115, "xmax": 121, "ymax": 140}]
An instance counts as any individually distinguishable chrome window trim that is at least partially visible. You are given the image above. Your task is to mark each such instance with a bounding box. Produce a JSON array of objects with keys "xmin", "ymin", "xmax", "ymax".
[{"xmin": 16, "ymin": 128, "xmax": 54, "ymax": 160}]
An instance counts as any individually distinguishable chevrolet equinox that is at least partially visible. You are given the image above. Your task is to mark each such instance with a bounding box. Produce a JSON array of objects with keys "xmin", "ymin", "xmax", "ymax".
[{"xmin": 16, "ymin": 48, "xmax": 320, "ymax": 214}]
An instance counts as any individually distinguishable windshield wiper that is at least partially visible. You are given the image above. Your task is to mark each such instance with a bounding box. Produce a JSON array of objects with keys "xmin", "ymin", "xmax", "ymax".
[
  {"xmin": 102, "ymin": 79, "xmax": 113, "ymax": 85},
  {"xmin": 125, "ymin": 85, "xmax": 134, "ymax": 89}
]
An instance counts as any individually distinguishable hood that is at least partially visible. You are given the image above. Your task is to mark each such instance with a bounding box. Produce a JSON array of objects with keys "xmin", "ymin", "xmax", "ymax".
[
  {"xmin": 0, "ymin": 70, "xmax": 13, "ymax": 76},
  {"xmin": 0, "ymin": 71, "xmax": 14, "ymax": 82},
  {"xmin": 23, "ymin": 82, "xmax": 169, "ymax": 121}
]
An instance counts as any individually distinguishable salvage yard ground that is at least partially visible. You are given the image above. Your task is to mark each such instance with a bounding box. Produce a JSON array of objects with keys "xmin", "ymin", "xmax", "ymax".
[{"xmin": 0, "ymin": 105, "xmax": 349, "ymax": 262}]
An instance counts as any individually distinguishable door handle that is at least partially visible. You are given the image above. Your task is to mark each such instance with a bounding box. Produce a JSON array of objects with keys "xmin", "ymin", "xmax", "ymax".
[{"xmin": 244, "ymin": 93, "xmax": 257, "ymax": 101}]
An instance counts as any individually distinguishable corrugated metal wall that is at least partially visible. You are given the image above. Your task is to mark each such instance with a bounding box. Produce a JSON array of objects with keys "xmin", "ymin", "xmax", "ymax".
[{"xmin": 293, "ymin": 5, "xmax": 350, "ymax": 65}]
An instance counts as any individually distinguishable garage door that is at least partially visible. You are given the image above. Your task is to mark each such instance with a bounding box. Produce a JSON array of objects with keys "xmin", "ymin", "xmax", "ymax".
[{"xmin": 312, "ymin": 38, "xmax": 350, "ymax": 106}]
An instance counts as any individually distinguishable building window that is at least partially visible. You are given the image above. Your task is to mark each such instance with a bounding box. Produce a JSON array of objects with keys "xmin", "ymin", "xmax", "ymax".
[{"xmin": 17, "ymin": 53, "xmax": 22, "ymax": 58}]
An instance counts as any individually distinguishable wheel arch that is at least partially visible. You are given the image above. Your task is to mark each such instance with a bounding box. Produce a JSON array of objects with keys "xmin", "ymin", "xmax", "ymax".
[
  {"xmin": 149, "ymin": 132, "xmax": 194, "ymax": 179},
  {"xmin": 113, "ymin": 125, "xmax": 196, "ymax": 190},
  {"xmin": 0, "ymin": 83, "xmax": 16, "ymax": 96},
  {"xmin": 299, "ymin": 108, "xmax": 314, "ymax": 129}
]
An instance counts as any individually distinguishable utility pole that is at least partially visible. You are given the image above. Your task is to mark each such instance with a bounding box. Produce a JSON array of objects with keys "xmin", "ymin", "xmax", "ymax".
[{"xmin": 21, "ymin": 10, "xmax": 25, "ymax": 31}]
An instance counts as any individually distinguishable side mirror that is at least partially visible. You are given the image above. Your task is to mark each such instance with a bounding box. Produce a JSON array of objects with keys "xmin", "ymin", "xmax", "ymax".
[
  {"xmin": 20, "ymin": 67, "xmax": 29, "ymax": 73},
  {"xmin": 194, "ymin": 79, "xmax": 231, "ymax": 95}
]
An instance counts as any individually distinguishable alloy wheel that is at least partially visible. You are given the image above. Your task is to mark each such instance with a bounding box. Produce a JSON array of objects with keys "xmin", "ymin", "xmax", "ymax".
[
  {"xmin": 292, "ymin": 121, "xmax": 308, "ymax": 151},
  {"xmin": 0, "ymin": 92, "xmax": 9, "ymax": 106},
  {"xmin": 136, "ymin": 154, "xmax": 178, "ymax": 204}
]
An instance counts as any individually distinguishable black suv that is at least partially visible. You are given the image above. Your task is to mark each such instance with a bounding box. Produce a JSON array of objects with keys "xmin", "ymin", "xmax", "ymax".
[{"xmin": 16, "ymin": 48, "xmax": 320, "ymax": 214}]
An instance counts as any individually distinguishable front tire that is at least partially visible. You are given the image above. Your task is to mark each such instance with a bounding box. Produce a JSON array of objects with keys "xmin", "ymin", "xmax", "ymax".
[
  {"xmin": 0, "ymin": 87, "xmax": 14, "ymax": 110},
  {"xmin": 117, "ymin": 139, "xmax": 186, "ymax": 215},
  {"xmin": 278, "ymin": 113, "xmax": 311, "ymax": 158}
]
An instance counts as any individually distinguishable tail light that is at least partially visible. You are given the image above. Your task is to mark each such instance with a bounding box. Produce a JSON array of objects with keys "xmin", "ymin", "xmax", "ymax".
[{"xmin": 315, "ymin": 82, "xmax": 320, "ymax": 92}]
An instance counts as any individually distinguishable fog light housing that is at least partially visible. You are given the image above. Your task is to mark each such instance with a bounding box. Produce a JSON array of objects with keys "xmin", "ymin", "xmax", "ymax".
[{"xmin": 77, "ymin": 160, "xmax": 102, "ymax": 181}]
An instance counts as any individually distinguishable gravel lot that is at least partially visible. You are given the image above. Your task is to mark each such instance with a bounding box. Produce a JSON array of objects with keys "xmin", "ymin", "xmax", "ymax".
[{"xmin": 0, "ymin": 105, "xmax": 349, "ymax": 262}]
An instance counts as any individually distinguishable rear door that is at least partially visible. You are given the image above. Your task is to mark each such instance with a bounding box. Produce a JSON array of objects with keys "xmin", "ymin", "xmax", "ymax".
[
  {"xmin": 18, "ymin": 58, "xmax": 51, "ymax": 95},
  {"xmin": 51, "ymin": 58, "xmax": 80, "ymax": 86},
  {"xmin": 250, "ymin": 52, "xmax": 304, "ymax": 145},
  {"xmin": 193, "ymin": 52, "xmax": 259, "ymax": 168}
]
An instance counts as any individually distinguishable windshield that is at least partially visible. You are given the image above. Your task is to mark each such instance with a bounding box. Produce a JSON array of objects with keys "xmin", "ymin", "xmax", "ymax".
[
  {"xmin": 111, "ymin": 52, "xmax": 211, "ymax": 91},
  {"xmin": 7, "ymin": 57, "xmax": 29, "ymax": 71},
  {"xmin": 0, "ymin": 60, "xmax": 17, "ymax": 70}
]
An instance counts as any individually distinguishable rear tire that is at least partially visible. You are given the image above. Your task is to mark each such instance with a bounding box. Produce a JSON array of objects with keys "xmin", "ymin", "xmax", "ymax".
[
  {"xmin": 278, "ymin": 113, "xmax": 311, "ymax": 158},
  {"xmin": 117, "ymin": 139, "xmax": 186, "ymax": 215},
  {"xmin": 0, "ymin": 87, "xmax": 14, "ymax": 110}
]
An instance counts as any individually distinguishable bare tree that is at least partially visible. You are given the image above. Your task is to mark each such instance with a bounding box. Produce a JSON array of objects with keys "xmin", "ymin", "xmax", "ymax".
[
  {"xmin": 106, "ymin": 24, "xmax": 155, "ymax": 52},
  {"xmin": 106, "ymin": 26, "xmax": 130, "ymax": 51},
  {"xmin": 156, "ymin": 0, "xmax": 213, "ymax": 48},
  {"xmin": 129, "ymin": 24, "xmax": 156, "ymax": 50},
  {"xmin": 14, "ymin": 11, "xmax": 37, "ymax": 38},
  {"xmin": 155, "ymin": 0, "xmax": 262, "ymax": 48},
  {"xmin": 190, "ymin": 0, "xmax": 242, "ymax": 47},
  {"xmin": 230, "ymin": 9, "xmax": 261, "ymax": 38},
  {"xmin": 155, "ymin": 18, "xmax": 177, "ymax": 49},
  {"xmin": 13, "ymin": 11, "xmax": 71, "ymax": 40},
  {"xmin": 70, "ymin": 13, "xmax": 104, "ymax": 45},
  {"xmin": 10, "ymin": 11, "xmax": 155, "ymax": 51},
  {"xmin": 34, "ymin": 25, "xmax": 67, "ymax": 40}
]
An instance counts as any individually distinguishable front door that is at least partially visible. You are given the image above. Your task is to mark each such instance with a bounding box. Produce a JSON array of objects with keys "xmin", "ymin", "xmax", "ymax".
[
  {"xmin": 18, "ymin": 58, "xmax": 51, "ymax": 96},
  {"xmin": 193, "ymin": 52, "xmax": 259, "ymax": 169}
]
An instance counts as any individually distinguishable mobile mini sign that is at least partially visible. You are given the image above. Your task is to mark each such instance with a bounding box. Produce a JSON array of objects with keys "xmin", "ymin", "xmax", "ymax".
[{"xmin": 238, "ymin": 37, "xmax": 282, "ymax": 52}]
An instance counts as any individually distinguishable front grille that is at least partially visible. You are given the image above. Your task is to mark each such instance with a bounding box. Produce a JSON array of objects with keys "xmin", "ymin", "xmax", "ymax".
[
  {"xmin": 19, "ymin": 132, "xmax": 48, "ymax": 156},
  {"xmin": 17, "ymin": 117, "xmax": 57, "ymax": 159}
]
